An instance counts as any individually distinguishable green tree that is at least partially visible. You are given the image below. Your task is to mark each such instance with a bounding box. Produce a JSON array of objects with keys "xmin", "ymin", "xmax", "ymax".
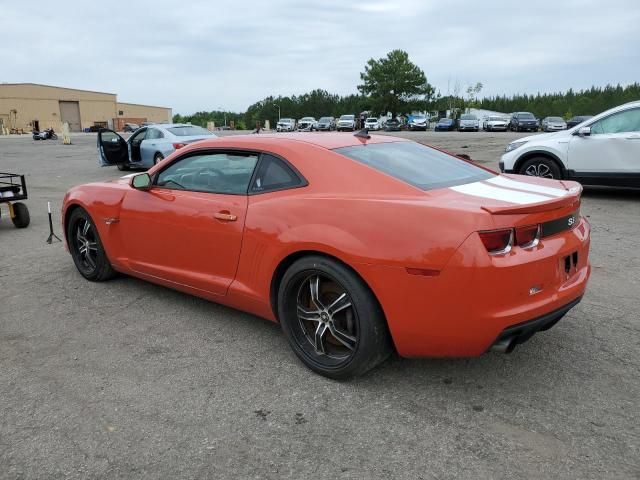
[{"xmin": 358, "ymin": 49, "xmax": 434, "ymax": 117}]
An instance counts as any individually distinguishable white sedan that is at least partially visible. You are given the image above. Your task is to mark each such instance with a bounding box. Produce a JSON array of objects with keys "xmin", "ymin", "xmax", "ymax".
[{"xmin": 500, "ymin": 101, "xmax": 640, "ymax": 187}]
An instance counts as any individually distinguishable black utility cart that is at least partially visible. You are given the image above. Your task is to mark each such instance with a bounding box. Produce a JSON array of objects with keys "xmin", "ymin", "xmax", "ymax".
[{"xmin": 0, "ymin": 173, "xmax": 30, "ymax": 228}]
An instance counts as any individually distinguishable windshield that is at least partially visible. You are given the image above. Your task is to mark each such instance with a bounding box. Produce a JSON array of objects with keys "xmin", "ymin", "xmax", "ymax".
[
  {"xmin": 300, "ymin": 117, "xmax": 314, "ymax": 122},
  {"xmin": 365, "ymin": 118, "xmax": 377, "ymax": 122},
  {"xmin": 460, "ymin": 114, "xmax": 476, "ymax": 120},
  {"xmin": 279, "ymin": 118, "xmax": 293, "ymax": 123},
  {"xmin": 334, "ymin": 141, "xmax": 493, "ymax": 191},
  {"xmin": 438, "ymin": 118, "xmax": 452, "ymax": 124},
  {"xmin": 412, "ymin": 116, "xmax": 426, "ymax": 120},
  {"xmin": 548, "ymin": 117, "xmax": 564, "ymax": 122},
  {"xmin": 319, "ymin": 117, "xmax": 332, "ymax": 122},
  {"xmin": 340, "ymin": 115, "xmax": 354, "ymax": 120},
  {"xmin": 488, "ymin": 117, "xmax": 502, "ymax": 121},
  {"xmin": 519, "ymin": 113, "xmax": 535, "ymax": 119},
  {"xmin": 167, "ymin": 126, "xmax": 213, "ymax": 136}
]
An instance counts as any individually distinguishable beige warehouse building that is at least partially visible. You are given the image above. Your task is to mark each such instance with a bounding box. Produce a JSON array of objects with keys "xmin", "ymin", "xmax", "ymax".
[{"xmin": 0, "ymin": 83, "xmax": 172, "ymax": 133}]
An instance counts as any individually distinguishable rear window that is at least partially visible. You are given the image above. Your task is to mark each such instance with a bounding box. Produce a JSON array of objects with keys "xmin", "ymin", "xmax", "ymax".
[
  {"xmin": 519, "ymin": 113, "xmax": 535, "ymax": 119},
  {"xmin": 334, "ymin": 142, "xmax": 493, "ymax": 191},
  {"xmin": 460, "ymin": 114, "xmax": 477, "ymax": 120},
  {"xmin": 167, "ymin": 126, "xmax": 212, "ymax": 136},
  {"xmin": 340, "ymin": 115, "xmax": 354, "ymax": 120}
]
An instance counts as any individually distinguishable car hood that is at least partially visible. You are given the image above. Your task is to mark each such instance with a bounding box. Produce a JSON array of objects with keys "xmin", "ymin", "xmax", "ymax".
[{"xmin": 515, "ymin": 131, "xmax": 567, "ymax": 143}]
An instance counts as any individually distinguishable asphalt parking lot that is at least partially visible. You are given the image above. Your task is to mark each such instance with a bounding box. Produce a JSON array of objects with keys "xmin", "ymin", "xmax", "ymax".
[{"xmin": 1, "ymin": 131, "xmax": 638, "ymax": 479}]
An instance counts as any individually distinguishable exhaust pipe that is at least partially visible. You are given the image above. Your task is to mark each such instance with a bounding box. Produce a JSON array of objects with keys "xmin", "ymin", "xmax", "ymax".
[{"xmin": 490, "ymin": 337, "xmax": 517, "ymax": 354}]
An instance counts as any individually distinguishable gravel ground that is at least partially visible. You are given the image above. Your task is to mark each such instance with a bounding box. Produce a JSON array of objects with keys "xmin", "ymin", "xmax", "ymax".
[{"xmin": 0, "ymin": 131, "xmax": 638, "ymax": 479}]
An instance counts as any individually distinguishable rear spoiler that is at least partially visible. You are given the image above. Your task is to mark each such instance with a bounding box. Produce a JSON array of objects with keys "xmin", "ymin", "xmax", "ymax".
[{"xmin": 481, "ymin": 186, "xmax": 581, "ymax": 215}]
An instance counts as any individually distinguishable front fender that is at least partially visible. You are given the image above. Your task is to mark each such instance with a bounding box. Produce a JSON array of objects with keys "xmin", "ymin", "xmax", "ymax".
[{"xmin": 62, "ymin": 183, "xmax": 128, "ymax": 264}]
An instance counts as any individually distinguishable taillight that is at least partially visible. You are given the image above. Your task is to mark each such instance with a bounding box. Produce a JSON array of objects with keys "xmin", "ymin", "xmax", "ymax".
[
  {"xmin": 515, "ymin": 224, "xmax": 540, "ymax": 248},
  {"xmin": 173, "ymin": 143, "xmax": 186, "ymax": 149},
  {"xmin": 479, "ymin": 229, "xmax": 513, "ymax": 255}
]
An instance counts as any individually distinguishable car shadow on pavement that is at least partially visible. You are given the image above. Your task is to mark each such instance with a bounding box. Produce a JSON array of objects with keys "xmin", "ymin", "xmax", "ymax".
[{"xmin": 581, "ymin": 185, "xmax": 640, "ymax": 200}]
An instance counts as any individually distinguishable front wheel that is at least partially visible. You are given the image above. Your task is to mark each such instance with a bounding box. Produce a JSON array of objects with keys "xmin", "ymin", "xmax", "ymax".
[
  {"xmin": 153, "ymin": 153, "xmax": 164, "ymax": 165},
  {"xmin": 278, "ymin": 256, "xmax": 392, "ymax": 379},
  {"xmin": 67, "ymin": 208, "xmax": 117, "ymax": 281},
  {"xmin": 116, "ymin": 163, "xmax": 130, "ymax": 171},
  {"xmin": 518, "ymin": 157, "xmax": 562, "ymax": 179}
]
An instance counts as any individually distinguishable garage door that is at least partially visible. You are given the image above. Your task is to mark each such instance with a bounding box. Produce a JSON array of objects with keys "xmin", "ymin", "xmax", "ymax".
[{"xmin": 59, "ymin": 101, "xmax": 81, "ymax": 132}]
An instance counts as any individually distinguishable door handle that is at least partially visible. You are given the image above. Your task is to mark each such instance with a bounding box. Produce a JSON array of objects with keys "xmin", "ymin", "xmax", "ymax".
[{"xmin": 213, "ymin": 211, "xmax": 237, "ymax": 222}]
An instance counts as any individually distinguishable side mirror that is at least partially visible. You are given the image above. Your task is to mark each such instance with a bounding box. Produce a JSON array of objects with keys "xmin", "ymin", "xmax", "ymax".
[
  {"xmin": 576, "ymin": 126, "xmax": 591, "ymax": 137},
  {"xmin": 131, "ymin": 173, "xmax": 152, "ymax": 190}
]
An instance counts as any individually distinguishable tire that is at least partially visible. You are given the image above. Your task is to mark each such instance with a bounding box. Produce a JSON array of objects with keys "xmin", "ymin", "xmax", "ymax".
[
  {"xmin": 116, "ymin": 163, "xmax": 130, "ymax": 171},
  {"xmin": 51, "ymin": 134, "xmax": 58, "ymax": 140},
  {"xmin": 277, "ymin": 255, "xmax": 392, "ymax": 379},
  {"xmin": 153, "ymin": 153, "xmax": 164, "ymax": 165},
  {"xmin": 67, "ymin": 208, "xmax": 116, "ymax": 281},
  {"xmin": 11, "ymin": 202, "xmax": 30, "ymax": 228},
  {"xmin": 518, "ymin": 156, "xmax": 562, "ymax": 179}
]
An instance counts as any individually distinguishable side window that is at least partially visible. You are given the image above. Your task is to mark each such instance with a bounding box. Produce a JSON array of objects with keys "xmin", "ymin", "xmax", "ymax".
[
  {"xmin": 250, "ymin": 154, "xmax": 304, "ymax": 193},
  {"xmin": 590, "ymin": 108, "xmax": 640, "ymax": 135},
  {"xmin": 130, "ymin": 128, "xmax": 147, "ymax": 146},
  {"xmin": 146, "ymin": 128, "xmax": 164, "ymax": 140},
  {"xmin": 156, "ymin": 151, "xmax": 259, "ymax": 194}
]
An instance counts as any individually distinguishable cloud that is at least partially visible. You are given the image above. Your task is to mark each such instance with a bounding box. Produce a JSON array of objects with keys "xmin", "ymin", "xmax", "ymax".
[{"xmin": 1, "ymin": 0, "xmax": 638, "ymax": 113}]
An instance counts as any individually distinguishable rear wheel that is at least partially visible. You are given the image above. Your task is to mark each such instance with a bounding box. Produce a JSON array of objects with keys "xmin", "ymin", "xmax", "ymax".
[
  {"xmin": 277, "ymin": 256, "xmax": 392, "ymax": 379},
  {"xmin": 518, "ymin": 157, "xmax": 562, "ymax": 179},
  {"xmin": 116, "ymin": 163, "xmax": 129, "ymax": 171},
  {"xmin": 11, "ymin": 202, "xmax": 30, "ymax": 228},
  {"xmin": 67, "ymin": 208, "xmax": 116, "ymax": 281},
  {"xmin": 154, "ymin": 153, "xmax": 164, "ymax": 165}
]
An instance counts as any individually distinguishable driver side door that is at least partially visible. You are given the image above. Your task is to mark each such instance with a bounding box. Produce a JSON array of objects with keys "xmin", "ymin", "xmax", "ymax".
[{"xmin": 119, "ymin": 149, "xmax": 260, "ymax": 296}]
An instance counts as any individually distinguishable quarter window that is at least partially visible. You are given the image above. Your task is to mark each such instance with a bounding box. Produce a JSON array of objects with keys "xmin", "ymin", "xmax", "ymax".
[
  {"xmin": 250, "ymin": 154, "xmax": 303, "ymax": 193},
  {"xmin": 590, "ymin": 108, "xmax": 640, "ymax": 134},
  {"xmin": 156, "ymin": 152, "xmax": 259, "ymax": 195}
]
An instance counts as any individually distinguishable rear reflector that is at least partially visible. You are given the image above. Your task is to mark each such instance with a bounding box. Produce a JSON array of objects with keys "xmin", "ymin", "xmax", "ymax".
[
  {"xmin": 479, "ymin": 229, "xmax": 513, "ymax": 255},
  {"xmin": 173, "ymin": 143, "xmax": 187, "ymax": 149},
  {"xmin": 406, "ymin": 267, "xmax": 440, "ymax": 277}
]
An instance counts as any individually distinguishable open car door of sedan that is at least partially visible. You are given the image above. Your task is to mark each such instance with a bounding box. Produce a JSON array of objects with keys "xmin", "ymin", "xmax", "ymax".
[{"xmin": 97, "ymin": 129, "xmax": 129, "ymax": 167}]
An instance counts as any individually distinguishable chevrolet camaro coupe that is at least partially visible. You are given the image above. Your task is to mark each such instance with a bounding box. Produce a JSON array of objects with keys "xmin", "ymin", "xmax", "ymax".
[{"xmin": 63, "ymin": 132, "xmax": 591, "ymax": 378}]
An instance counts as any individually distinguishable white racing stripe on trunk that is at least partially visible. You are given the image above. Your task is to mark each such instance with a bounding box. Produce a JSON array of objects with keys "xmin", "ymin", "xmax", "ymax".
[
  {"xmin": 450, "ymin": 182, "xmax": 551, "ymax": 205},
  {"xmin": 487, "ymin": 175, "xmax": 567, "ymax": 197}
]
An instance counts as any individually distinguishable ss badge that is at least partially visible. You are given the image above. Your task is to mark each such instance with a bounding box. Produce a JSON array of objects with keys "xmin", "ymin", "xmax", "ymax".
[{"xmin": 568, "ymin": 216, "xmax": 575, "ymax": 227}]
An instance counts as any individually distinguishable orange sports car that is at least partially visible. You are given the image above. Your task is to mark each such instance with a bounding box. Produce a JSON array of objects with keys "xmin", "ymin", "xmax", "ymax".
[{"xmin": 62, "ymin": 130, "xmax": 591, "ymax": 378}]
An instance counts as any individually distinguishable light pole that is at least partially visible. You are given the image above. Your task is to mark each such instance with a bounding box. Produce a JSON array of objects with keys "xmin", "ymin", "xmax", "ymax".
[{"xmin": 274, "ymin": 103, "xmax": 280, "ymax": 120}]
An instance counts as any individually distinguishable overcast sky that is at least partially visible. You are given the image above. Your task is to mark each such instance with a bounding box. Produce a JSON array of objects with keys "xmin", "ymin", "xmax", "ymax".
[{"xmin": 2, "ymin": 0, "xmax": 638, "ymax": 114}]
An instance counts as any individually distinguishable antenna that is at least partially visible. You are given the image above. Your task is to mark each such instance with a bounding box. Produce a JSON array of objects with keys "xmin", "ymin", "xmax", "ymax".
[{"xmin": 354, "ymin": 128, "xmax": 370, "ymax": 140}]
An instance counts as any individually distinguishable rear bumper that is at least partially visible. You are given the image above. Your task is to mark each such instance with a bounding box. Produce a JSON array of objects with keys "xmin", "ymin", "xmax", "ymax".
[
  {"xmin": 489, "ymin": 296, "xmax": 581, "ymax": 353},
  {"xmin": 354, "ymin": 216, "xmax": 591, "ymax": 357}
]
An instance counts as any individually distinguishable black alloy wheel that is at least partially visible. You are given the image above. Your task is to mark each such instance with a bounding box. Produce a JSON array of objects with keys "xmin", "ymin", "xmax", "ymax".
[
  {"xmin": 278, "ymin": 256, "xmax": 391, "ymax": 379},
  {"xmin": 67, "ymin": 208, "xmax": 116, "ymax": 281}
]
